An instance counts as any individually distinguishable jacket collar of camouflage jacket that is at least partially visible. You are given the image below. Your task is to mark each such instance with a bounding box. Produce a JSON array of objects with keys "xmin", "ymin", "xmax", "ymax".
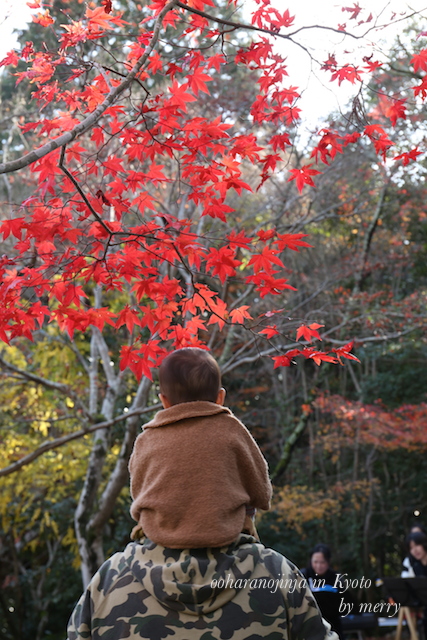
[{"xmin": 123, "ymin": 534, "xmax": 260, "ymax": 615}]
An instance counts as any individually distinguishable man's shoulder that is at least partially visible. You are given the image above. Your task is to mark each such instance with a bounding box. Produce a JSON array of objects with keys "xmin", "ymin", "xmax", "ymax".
[
  {"xmin": 245, "ymin": 540, "xmax": 301, "ymax": 579},
  {"xmin": 92, "ymin": 548, "xmax": 131, "ymax": 591}
]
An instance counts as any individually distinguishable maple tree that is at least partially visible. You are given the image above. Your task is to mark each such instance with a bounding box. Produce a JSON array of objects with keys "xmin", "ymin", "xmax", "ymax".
[
  {"xmin": 1, "ymin": 2, "xmax": 427, "ymax": 632},
  {"xmin": 3, "ymin": 0, "xmax": 414, "ymax": 376}
]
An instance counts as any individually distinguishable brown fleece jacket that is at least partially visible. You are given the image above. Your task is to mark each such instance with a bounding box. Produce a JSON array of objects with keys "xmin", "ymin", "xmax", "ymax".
[{"xmin": 129, "ymin": 401, "xmax": 272, "ymax": 548}]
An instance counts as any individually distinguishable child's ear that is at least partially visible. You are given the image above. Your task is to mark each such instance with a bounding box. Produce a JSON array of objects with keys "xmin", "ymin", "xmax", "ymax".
[
  {"xmin": 159, "ymin": 393, "xmax": 172, "ymax": 409},
  {"xmin": 216, "ymin": 388, "xmax": 226, "ymax": 405}
]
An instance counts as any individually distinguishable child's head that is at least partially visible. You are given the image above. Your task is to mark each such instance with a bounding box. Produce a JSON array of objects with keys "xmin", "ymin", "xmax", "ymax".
[{"xmin": 159, "ymin": 347, "xmax": 224, "ymax": 407}]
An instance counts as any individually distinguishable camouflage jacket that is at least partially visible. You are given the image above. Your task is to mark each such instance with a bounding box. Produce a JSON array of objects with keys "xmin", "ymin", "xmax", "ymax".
[{"xmin": 67, "ymin": 534, "xmax": 339, "ymax": 640}]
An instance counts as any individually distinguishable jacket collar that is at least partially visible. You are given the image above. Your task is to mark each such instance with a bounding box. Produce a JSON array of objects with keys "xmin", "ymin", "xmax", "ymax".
[{"xmin": 144, "ymin": 401, "xmax": 231, "ymax": 428}]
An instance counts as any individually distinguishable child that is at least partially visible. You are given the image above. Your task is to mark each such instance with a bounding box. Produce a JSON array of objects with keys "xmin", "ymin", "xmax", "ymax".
[{"xmin": 129, "ymin": 347, "xmax": 272, "ymax": 548}]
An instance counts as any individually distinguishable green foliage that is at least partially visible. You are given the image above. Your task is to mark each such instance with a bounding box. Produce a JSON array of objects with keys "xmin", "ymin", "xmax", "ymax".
[{"xmin": 361, "ymin": 346, "xmax": 427, "ymax": 407}]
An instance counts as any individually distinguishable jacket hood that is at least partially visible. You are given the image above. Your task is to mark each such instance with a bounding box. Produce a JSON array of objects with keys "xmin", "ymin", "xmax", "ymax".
[
  {"xmin": 143, "ymin": 401, "xmax": 230, "ymax": 429},
  {"xmin": 123, "ymin": 534, "xmax": 261, "ymax": 615}
]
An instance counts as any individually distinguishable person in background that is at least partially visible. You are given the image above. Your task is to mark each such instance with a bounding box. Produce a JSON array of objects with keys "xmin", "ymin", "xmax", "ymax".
[
  {"xmin": 401, "ymin": 523, "xmax": 427, "ymax": 577},
  {"xmin": 401, "ymin": 530, "xmax": 427, "ymax": 640},
  {"xmin": 301, "ymin": 544, "xmax": 347, "ymax": 640}
]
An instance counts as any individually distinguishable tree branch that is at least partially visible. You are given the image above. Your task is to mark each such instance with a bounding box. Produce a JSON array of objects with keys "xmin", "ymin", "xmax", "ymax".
[
  {"xmin": 353, "ymin": 179, "xmax": 389, "ymax": 294},
  {"xmin": 58, "ymin": 146, "xmax": 112, "ymax": 235},
  {"xmin": 0, "ymin": 403, "xmax": 161, "ymax": 477},
  {"xmin": 0, "ymin": 352, "xmax": 90, "ymax": 418},
  {"xmin": 271, "ymin": 410, "xmax": 310, "ymax": 481},
  {"xmin": 0, "ymin": 0, "xmax": 179, "ymax": 175},
  {"xmin": 88, "ymin": 376, "xmax": 152, "ymax": 533},
  {"xmin": 175, "ymin": 1, "xmax": 360, "ymax": 42}
]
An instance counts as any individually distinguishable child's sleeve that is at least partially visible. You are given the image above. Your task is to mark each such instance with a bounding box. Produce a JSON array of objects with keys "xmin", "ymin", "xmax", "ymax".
[{"xmin": 232, "ymin": 421, "xmax": 273, "ymax": 511}]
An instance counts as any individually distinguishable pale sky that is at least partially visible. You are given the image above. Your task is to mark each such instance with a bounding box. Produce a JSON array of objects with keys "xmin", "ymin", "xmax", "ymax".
[
  {"xmin": 245, "ymin": 0, "xmax": 427, "ymax": 131},
  {"xmin": 1, "ymin": 0, "xmax": 427, "ymax": 128}
]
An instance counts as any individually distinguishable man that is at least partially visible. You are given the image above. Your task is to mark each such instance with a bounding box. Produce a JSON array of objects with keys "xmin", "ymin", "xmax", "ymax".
[{"xmin": 67, "ymin": 532, "xmax": 339, "ymax": 640}]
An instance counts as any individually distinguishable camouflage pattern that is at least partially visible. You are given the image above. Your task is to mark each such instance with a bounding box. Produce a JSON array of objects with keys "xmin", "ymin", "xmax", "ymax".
[{"xmin": 67, "ymin": 533, "xmax": 339, "ymax": 640}]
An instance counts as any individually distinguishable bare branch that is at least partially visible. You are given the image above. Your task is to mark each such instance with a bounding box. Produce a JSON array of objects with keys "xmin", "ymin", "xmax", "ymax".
[
  {"xmin": 88, "ymin": 376, "xmax": 152, "ymax": 533},
  {"xmin": 0, "ymin": 352, "xmax": 90, "ymax": 418},
  {"xmin": 92, "ymin": 327, "xmax": 120, "ymax": 391},
  {"xmin": 0, "ymin": 402, "xmax": 161, "ymax": 478},
  {"xmin": 58, "ymin": 146, "xmax": 112, "ymax": 235},
  {"xmin": 175, "ymin": 1, "xmax": 360, "ymax": 42}
]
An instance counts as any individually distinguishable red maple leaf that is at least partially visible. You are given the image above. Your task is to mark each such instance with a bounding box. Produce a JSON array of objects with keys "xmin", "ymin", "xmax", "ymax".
[
  {"xmin": 343, "ymin": 132, "xmax": 361, "ymax": 145},
  {"xmin": 229, "ymin": 306, "xmax": 252, "ymax": 324},
  {"xmin": 145, "ymin": 163, "xmax": 168, "ymax": 184},
  {"xmin": 86, "ymin": 6, "xmax": 117, "ymax": 30},
  {"xmin": 0, "ymin": 50, "xmax": 20, "ymax": 68},
  {"xmin": 275, "ymin": 233, "xmax": 312, "ymax": 252},
  {"xmin": 321, "ymin": 54, "xmax": 337, "ymax": 71},
  {"xmin": 0, "ymin": 218, "xmax": 26, "ymax": 240},
  {"xmin": 413, "ymin": 77, "xmax": 427, "ymax": 99},
  {"xmin": 246, "ymin": 272, "xmax": 296, "ymax": 297},
  {"xmin": 247, "ymin": 246, "xmax": 284, "ymax": 273},
  {"xmin": 147, "ymin": 51, "xmax": 163, "ymax": 74},
  {"xmin": 363, "ymin": 58, "xmax": 383, "ymax": 73},
  {"xmin": 257, "ymin": 229, "xmax": 275, "ymax": 242},
  {"xmin": 311, "ymin": 129, "xmax": 343, "ymax": 165},
  {"xmin": 386, "ymin": 99, "xmax": 406, "ymax": 126},
  {"xmin": 394, "ymin": 147, "xmax": 422, "ymax": 165},
  {"xmin": 206, "ymin": 298, "xmax": 228, "ymax": 330},
  {"xmin": 332, "ymin": 340, "xmax": 360, "ymax": 364},
  {"xmin": 132, "ymin": 191, "xmax": 157, "ymax": 212},
  {"xmin": 272, "ymin": 354, "xmax": 293, "ymax": 368},
  {"xmin": 304, "ymin": 350, "xmax": 338, "ymax": 366},
  {"xmin": 364, "ymin": 124, "xmax": 394, "ymax": 159},
  {"xmin": 185, "ymin": 314, "xmax": 207, "ymax": 335},
  {"xmin": 116, "ymin": 305, "xmax": 142, "ymax": 333},
  {"xmin": 259, "ymin": 324, "xmax": 280, "ymax": 339},
  {"xmin": 226, "ymin": 229, "xmax": 251, "ymax": 249},
  {"xmin": 185, "ymin": 67, "xmax": 213, "ymax": 95},
  {"xmin": 330, "ymin": 65, "xmax": 361, "ymax": 86},
  {"xmin": 270, "ymin": 133, "xmax": 292, "ymax": 152},
  {"xmin": 288, "ymin": 165, "xmax": 321, "ymax": 192},
  {"xmin": 272, "ymin": 349, "xmax": 303, "ymax": 368},
  {"xmin": 32, "ymin": 10, "xmax": 55, "ymax": 27},
  {"xmin": 342, "ymin": 3, "xmax": 362, "ymax": 20},
  {"xmin": 296, "ymin": 323, "xmax": 324, "ymax": 342},
  {"xmin": 167, "ymin": 81, "xmax": 197, "ymax": 110},
  {"xmin": 202, "ymin": 199, "xmax": 234, "ymax": 222},
  {"xmin": 411, "ymin": 48, "xmax": 427, "ymax": 73},
  {"xmin": 205, "ymin": 246, "xmax": 240, "ymax": 283},
  {"xmin": 21, "ymin": 42, "xmax": 34, "ymax": 60}
]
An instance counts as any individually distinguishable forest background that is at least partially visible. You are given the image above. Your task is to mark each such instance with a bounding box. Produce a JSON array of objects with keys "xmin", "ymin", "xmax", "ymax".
[{"xmin": 1, "ymin": 0, "xmax": 427, "ymax": 638}]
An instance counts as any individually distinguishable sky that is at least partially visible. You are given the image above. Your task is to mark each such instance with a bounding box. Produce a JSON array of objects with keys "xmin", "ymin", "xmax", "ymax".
[
  {"xmin": 0, "ymin": 0, "xmax": 33, "ymax": 53},
  {"xmin": 245, "ymin": 0, "xmax": 427, "ymax": 131},
  {"xmin": 1, "ymin": 0, "xmax": 427, "ymax": 129}
]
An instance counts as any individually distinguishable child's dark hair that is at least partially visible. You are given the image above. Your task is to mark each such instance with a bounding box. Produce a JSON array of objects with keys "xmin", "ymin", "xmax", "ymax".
[{"xmin": 159, "ymin": 347, "xmax": 221, "ymax": 405}]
